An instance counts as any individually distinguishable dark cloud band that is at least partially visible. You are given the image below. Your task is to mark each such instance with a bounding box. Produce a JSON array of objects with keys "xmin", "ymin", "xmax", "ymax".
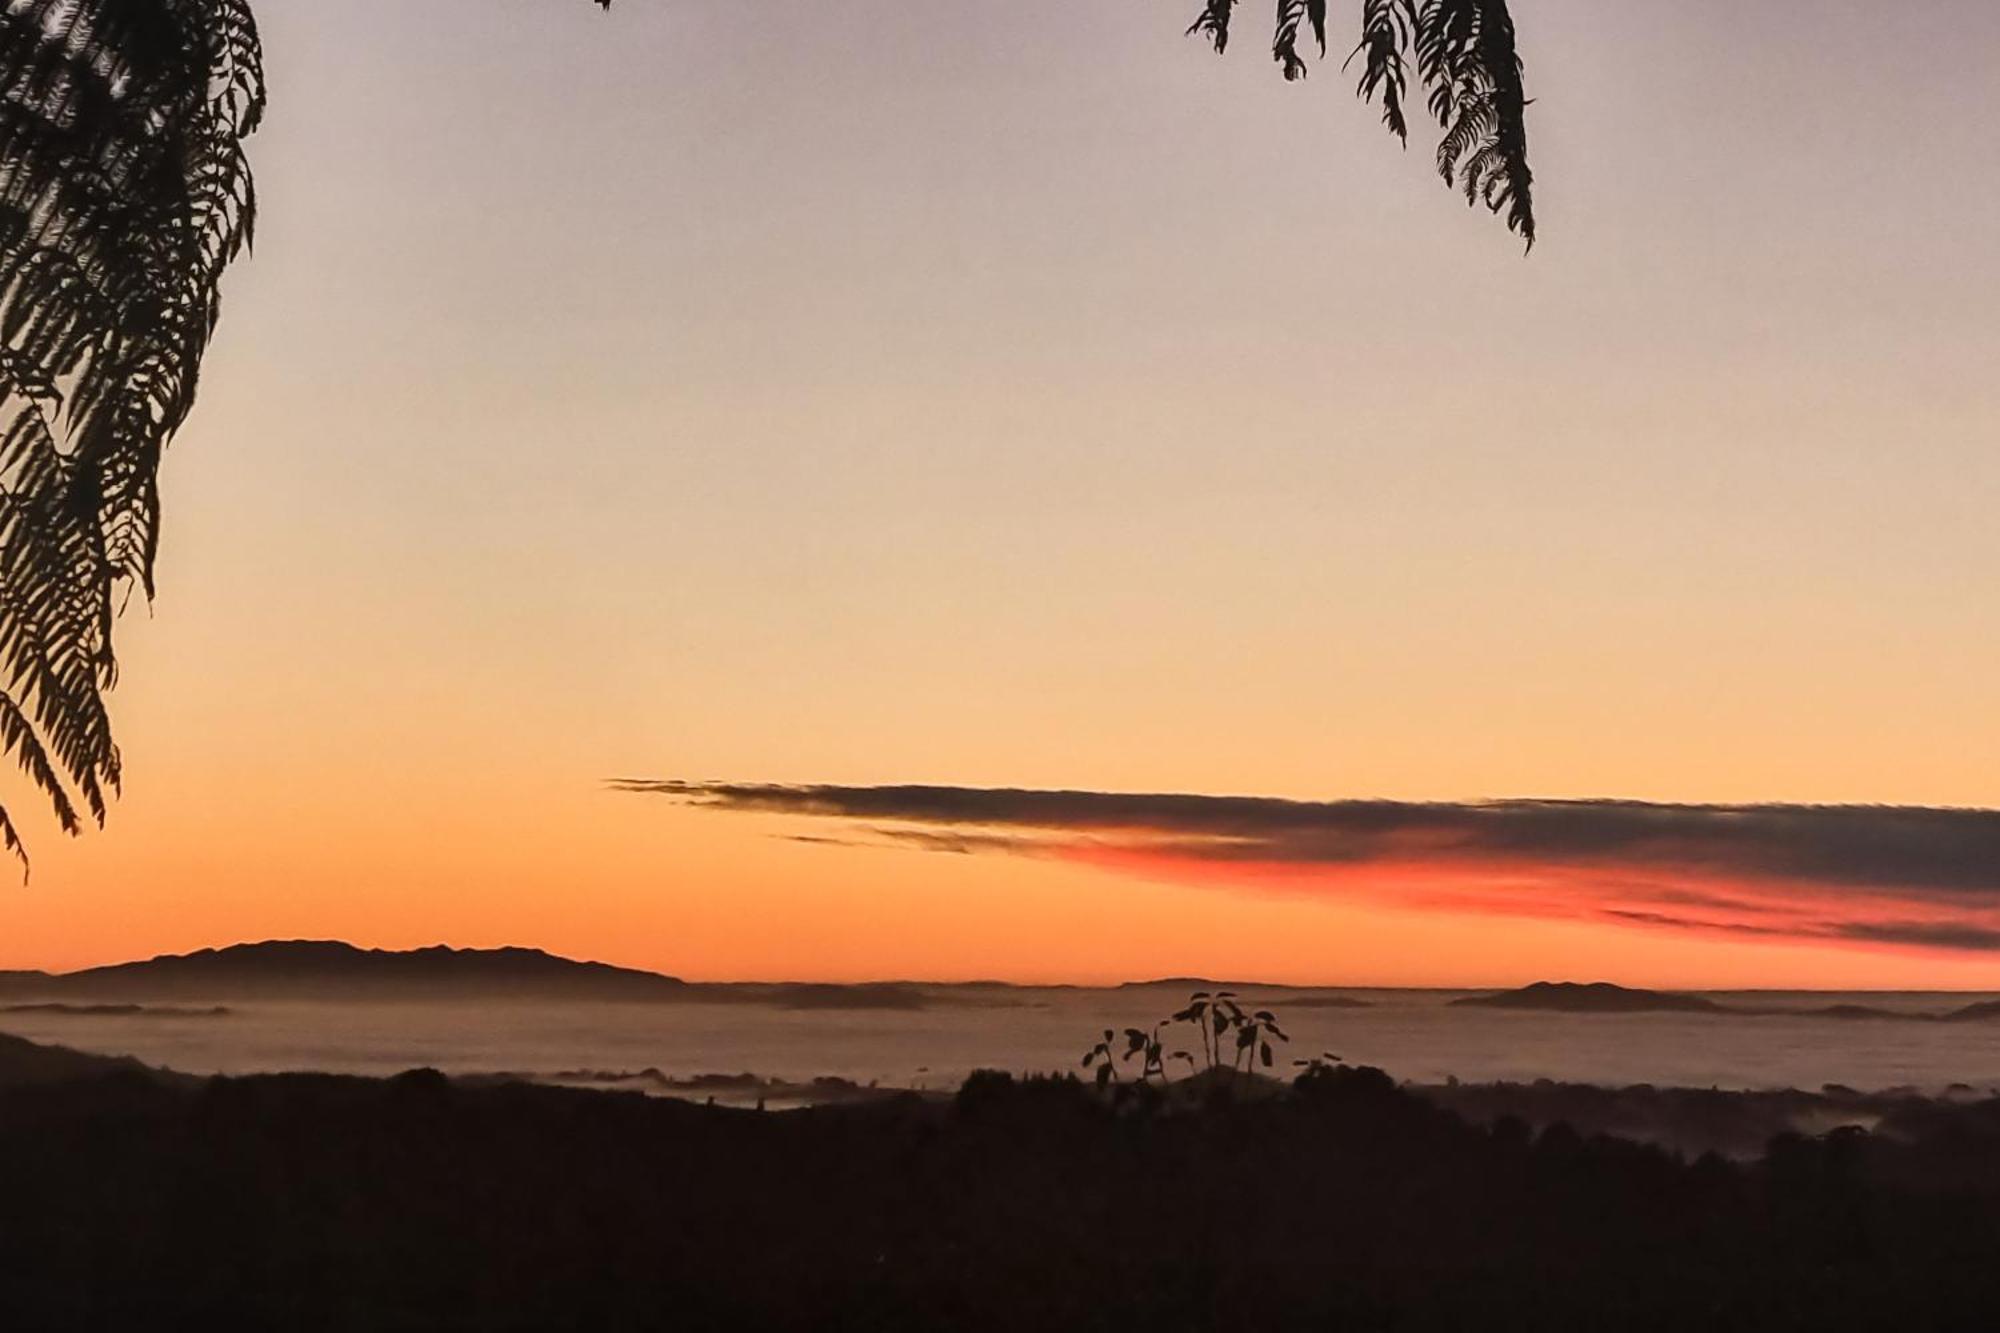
[{"xmin": 614, "ymin": 780, "xmax": 2000, "ymax": 953}]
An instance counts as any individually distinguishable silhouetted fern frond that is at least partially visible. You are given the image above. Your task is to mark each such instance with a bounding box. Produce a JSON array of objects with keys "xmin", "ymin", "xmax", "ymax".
[
  {"xmin": 1274, "ymin": 1, "xmax": 1329, "ymax": 82},
  {"xmin": 1351, "ymin": 0, "xmax": 1415, "ymax": 142},
  {"xmin": 1411, "ymin": 0, "xmax": 1534, "ymax": 245},
  {"xmin": 1187, "ymin": 0, "xmax": 1238, "ymax": 55},
  {"xmin": 0, "ymin": 0, "xmax": 1520, "ymax": 871},
  {"xmin": 0, "ymin": 0, "xmax": 605, "ymax": 868},
  {"xmin": 0, "ymin": 0, "xmax": 270, "ymax": 868},
  {"xmin": 1193, "ymin": 0, "xmax": 1535, "ymax": 246}
]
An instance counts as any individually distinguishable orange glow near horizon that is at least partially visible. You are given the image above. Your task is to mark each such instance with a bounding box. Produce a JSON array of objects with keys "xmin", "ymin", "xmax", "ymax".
[
  {"xmin": 4, "ymin": 1, "xmax": 2000, "ymax": 993},
  {"xmin": 11, "ymin": 781, "xmax": 2000, "ymax": 992},
  {"xmin": 1058, "ymin": 844, "xmax": 2000, "ymax": 971}
]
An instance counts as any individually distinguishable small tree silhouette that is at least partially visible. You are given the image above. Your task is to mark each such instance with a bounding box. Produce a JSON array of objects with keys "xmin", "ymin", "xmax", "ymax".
[
  {"xmin": 1079, "ymin": 1029, "xmax": 1123, "ymax": 1088},
  {"xmin": 1120, "ymin": 1023, "xmax": 1191, "ymax": 1083},
  {"xmin": 1081, "ymin": 994, "xmax": 1292, "ymax": 1092},
  {"xmin": 1172, "ymin": 991, "xmax": 1240, "ymax": 1070},
  {"xmin": 1233, "ymin": 1009, "xmax": 1291, "ymax": 1074},
  {"xmin": 1164, "ymin": 992, "xmax": 1291, "ymax": 1079}
]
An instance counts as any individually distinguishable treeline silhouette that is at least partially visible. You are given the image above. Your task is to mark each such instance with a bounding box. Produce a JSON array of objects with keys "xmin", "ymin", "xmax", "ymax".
[{"xmin": 4, "ymin": 1061, "xmax": 2000, "ymax": 1329}]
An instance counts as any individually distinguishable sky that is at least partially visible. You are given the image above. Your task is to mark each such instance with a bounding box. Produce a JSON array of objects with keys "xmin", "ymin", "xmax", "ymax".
[{"xmin": 1, "ymin": 0, "xmax": 1998, "ymax": 986}]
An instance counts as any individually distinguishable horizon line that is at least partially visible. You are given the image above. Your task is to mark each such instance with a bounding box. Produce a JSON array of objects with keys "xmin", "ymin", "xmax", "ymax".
[{"xmin": 14, "ymin": 938, "xmax": 2000, "ymax": 996}]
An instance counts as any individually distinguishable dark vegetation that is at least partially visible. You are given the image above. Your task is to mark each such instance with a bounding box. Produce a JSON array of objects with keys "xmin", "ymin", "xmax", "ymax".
[
  {"xmin": 0, "ymin": 1029, "xmax": 188, "ymax": 1088},
  {"xmin": 7, "ymin": 1036, "xmax": 2000, "ymax": 1330},
  {"xmin": 1082, "ymin": 990, "xmax": 1292, "ymax": 1087},
  {"xmin": 458, "ymin": 1068, "xmax": 887, "ymax": 1108},
  {"xmin": 1418, "ymin": 1077, "xmax": 2000, "ymax": 1161}
]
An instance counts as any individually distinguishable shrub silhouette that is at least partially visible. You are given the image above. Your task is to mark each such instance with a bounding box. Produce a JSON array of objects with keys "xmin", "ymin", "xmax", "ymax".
[
  {"xmin": 10, "ymin": 1060, "xmax": 2000, "ymax": 1328},
  {"xmin": 1084, "ymin": 993, "xmax": 1292, "ymax": 1091}
]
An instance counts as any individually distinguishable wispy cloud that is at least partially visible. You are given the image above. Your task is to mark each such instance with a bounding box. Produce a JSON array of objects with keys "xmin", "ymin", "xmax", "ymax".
[{"xmin": 613, "ymin": 781, "xmax": 2000, "ymax": 955}]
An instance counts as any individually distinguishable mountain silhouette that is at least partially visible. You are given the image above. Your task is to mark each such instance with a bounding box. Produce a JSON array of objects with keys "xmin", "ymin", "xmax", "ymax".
[
  {"xmin": 0, "ymin": 941, "xmax": 974, "ymax": 1009},
  {"xmin": 1451, "ymin": 982, "xmax": 1725, "ymax": 1014},
  {"xmin": 0, "ymin": 941, "xmax": 691, "ymax": 1003}
]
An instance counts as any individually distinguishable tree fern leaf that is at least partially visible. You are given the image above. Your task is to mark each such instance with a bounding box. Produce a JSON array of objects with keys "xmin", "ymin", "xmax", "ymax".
[
  {"xmin": 1349, "ymin": 0, "xmax": 1416, "ymax": 144},
  {"xmin": 0, "ymin": 690, "xmax": 80, "ymax": 840},
  {"xmin": 1274, "ymin": 1, "xmax": 1313, "ymax": 81},
  {"xmin": 1188, "ymin": 0, "xmax": 1533, "ymax": 243},
  {"xmin": 1412, "ymin": 0, "xmax": 1534, "ymax": 246},
  {"xmin": 1188, "ymin": 0, "xmax": 1238, "ymax": 54},
  {"xmin": 0, "ymin": 0, "xmax": 612, "ymax": 862},
  {"xmin": 2, "ymin": 0, "xmax": 1529, "ymax": 870}
]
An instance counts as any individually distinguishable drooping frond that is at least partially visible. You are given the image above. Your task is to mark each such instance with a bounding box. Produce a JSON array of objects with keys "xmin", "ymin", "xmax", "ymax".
[
  {"xmin": 1413, "ymin": 0, "xmax": 1534, "ymax": 246},
  {"xmin": 1351, "ymin": 0, "xmax": 1414, "ymax": 143},
  {"xmin": 0, "ymin": 0, "xmax": 605, "ymax": 869},
  {"xmin": 0, "ymin": 0, "xmax": 268, "ymax": 869},
  {"xmin": 1273, "ymin": 1, "xmax": 1329, "ymax": 83},
  {"xmin": 1187, "ymin": 0, "xmax": 1238, "ymax": 55},
  {"xmin": 1190, "ymin": 0, "xmax": 1536, "ymax": 247}
]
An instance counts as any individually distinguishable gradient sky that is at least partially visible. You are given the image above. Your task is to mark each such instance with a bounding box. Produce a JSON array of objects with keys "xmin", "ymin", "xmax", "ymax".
[{"xmin": 1, "ymin": 0, "xmax": 1997, "ymax": 986}]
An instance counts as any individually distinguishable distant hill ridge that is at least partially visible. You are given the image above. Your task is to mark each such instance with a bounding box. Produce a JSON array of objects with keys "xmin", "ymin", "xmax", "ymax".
[
  {"xmin": 1115, "ymin": 978, "xmax": 1370, "ymax": 1006},
  {"xmin": 1453, "ymin": 981, "xmax": 1723, "ymax": 1014},
  {"xmin": 0, "ymin": 942, "xmax": 986, "ymax": 1010},
  {"xmin": 4, "ymin": 948, "xmax": 1998, "ymax": 1018},
  {"xmin": 1456, "ymin": 981, "xmax": 2000, "ymax": 1024},
  {"xmin": 0, "ymin": 941, "xmax": 690, "ymax": 1003}
]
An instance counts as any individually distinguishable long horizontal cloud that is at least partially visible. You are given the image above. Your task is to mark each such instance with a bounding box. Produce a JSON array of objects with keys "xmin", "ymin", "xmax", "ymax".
[{"xmin": 613, "ymin": 781, "xmax": 2000, "ymax": 954}]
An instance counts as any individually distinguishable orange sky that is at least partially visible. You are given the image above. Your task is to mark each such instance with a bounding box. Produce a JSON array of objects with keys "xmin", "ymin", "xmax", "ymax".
[{"xmin": 1, "ymin": 0, "xmax": 1997, "ymax": 987}]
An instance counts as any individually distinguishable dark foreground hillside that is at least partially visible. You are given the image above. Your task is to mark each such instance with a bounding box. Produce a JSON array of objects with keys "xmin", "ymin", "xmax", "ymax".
[{"xmin": 5, "ymin": 1061, "xmax": 2000, "ymax": 1330}]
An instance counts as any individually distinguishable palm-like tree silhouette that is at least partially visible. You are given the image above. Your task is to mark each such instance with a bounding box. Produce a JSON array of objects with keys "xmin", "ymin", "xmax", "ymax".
[{"xmin": 0, "ymin": 0, "xmax": 1530, "ymax": 864}]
